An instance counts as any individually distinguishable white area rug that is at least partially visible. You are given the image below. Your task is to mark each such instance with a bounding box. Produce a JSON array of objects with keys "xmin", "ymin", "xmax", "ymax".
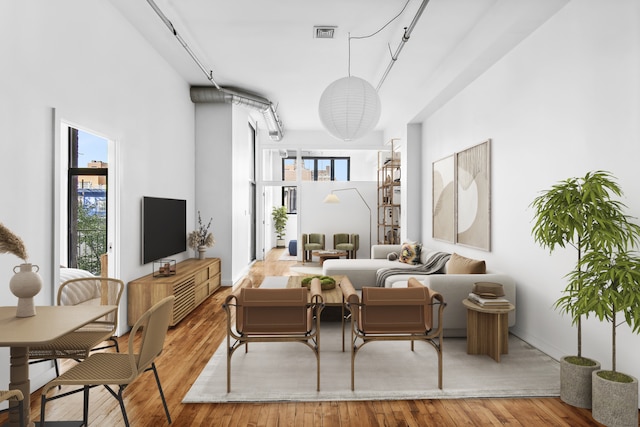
[
  {"xmin": 183, "ymin": 323, "xmax": 560, "ymax": 403},
  {"xmin": 289, "ymin": 262, "xmax": 323, "ymax": 275}
]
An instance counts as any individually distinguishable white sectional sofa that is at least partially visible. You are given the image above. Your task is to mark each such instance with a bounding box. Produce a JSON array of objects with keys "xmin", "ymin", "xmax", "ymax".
[{"xmin": 323, "ymin": 244, "xmax": 516, "ymax": 337}]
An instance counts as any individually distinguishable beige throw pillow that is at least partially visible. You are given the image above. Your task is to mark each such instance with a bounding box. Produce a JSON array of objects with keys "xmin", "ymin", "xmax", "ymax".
[{"xmin": 447, "ymin": 252, "xmax": 486, "ymax": 274}]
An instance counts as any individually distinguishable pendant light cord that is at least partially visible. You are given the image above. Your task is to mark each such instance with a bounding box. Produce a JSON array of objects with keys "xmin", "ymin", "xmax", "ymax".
[{"xmin": 347, "ymin": 0, "xmax": 412, "ymax": 77}]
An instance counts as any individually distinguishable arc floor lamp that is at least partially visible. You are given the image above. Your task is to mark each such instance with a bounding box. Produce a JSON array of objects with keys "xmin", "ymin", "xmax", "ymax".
[{"xmin": 323, "ymin": 188, "xmax": 372, "ymax": 250}]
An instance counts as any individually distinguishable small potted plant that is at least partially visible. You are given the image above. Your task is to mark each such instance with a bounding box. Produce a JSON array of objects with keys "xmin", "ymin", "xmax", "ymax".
[
  {"xmin": 271, "ymin": 206, "xmax": 288, "ymax": 248},
  {"xmin": 530, "ymin": 170, "xmax": 632, "ymax": 407}
]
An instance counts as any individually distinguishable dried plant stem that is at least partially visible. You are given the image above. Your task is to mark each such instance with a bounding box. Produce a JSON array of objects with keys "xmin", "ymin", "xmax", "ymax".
[{"xmin": 0, "ymin": 222, "xmax": 28, "ymax": 261}]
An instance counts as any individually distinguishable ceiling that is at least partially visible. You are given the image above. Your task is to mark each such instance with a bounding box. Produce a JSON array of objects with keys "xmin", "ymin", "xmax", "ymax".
[{"xmin": 109, "ymin": 0, "xmax": 569, "ymax": 137}]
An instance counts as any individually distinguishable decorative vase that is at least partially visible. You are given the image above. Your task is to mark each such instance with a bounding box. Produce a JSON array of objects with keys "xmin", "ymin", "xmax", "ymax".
[
  {"xmin": 198, "ymin": 246, "xmax": 207, "ymax": 260},
  {"xmin": 592, "ymin": 370, "xmax": 638, "ymax": 427},
  {"xmin": 9, "ymin": 263, "xmax": 43, "ymax": 317},
  {"xmin": 560, "ymin": 356, "xmax": 600, "ymax": 408}
]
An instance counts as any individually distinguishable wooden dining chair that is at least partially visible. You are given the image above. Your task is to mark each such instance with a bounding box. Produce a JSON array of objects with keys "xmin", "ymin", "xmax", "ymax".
[
  {"xmin": 223, "ymin": 277, "xmax": 325, "ymax": 392},
  {"xmin": 39, "ymin": 296, "xmax": 175, "ymax": 427},
  {"xmin": 341, "ymin": 277, "xmax": 446, "ymax": 390},
  {"xmin": 0, "ymin": 389, "xmax": 24, "ymax": 427},
  {"xmin": 29, "ymin": 277, "xmax": 125, "ymax": 378}
]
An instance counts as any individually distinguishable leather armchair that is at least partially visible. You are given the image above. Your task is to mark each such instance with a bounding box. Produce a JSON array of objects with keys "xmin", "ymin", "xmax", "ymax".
[
  {"xmin": 340, "ymin": 277, "xmax": 446, "ymax": 390},
  {"xmin": 223, "ymin": 278, "xmax": 325, "ymax": 392}
]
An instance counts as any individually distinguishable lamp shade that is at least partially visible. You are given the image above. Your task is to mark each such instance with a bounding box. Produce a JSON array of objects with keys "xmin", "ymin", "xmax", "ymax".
[
  {"xmin": 318, "ymin": 76, "xmax": 381, "ymax": 141},
  {"xmin": 323, "ymin": 193, "xmax": 340, "ymax": 204}
]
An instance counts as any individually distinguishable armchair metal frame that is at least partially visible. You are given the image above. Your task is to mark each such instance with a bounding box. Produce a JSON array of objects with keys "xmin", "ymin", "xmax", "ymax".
[
  {"xmin": 341, "ymin": 277, "xmax": 446, "ymax": 390},
  {"xmin": 39, "ymin": 296, "xmax": 175, "ymax": 427},
  {"xmin": 223, "ymin": 278, "xmax": 325, "ymax": 392}
]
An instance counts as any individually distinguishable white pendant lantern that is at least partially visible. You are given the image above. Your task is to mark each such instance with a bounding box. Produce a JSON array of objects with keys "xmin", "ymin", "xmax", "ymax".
[{"xmin": 318, "ymin": 76, "xmax": 381, "ymax": 141}]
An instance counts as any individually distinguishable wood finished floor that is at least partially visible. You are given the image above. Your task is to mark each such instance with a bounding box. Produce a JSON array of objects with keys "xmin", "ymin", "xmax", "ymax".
[{"xmin": 2, "ymin": 248, "xmax": 614, "ymax": 426}]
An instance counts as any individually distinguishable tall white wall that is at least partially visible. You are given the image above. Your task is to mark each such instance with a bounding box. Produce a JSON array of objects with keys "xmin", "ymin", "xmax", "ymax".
[
  {"xmin": 0, "ymin": 0, "xmax": 196, "ymax": 390},
  {"xmin": 419, "ymin": 0, "xmax": 640, "ymax": 391},
  {"xmin": 194, "ymin": 103, "xmax": 234, "ymax": 284}
]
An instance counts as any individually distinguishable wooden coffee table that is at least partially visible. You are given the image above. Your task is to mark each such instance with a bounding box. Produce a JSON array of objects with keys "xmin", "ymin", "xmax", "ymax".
[
  {"xmin": 287, "ymin": 275, "xmax": 351, "ymax": 351},
  {"xmin": 312, "ymin": 250, "xmax": 348, "ymax": 265}
]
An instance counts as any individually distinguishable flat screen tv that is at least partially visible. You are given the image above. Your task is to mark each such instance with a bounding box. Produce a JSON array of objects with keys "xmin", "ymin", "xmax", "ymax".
[{"xmin": 142, "ymin": 196, "xmax": 187, "ymax": 264}]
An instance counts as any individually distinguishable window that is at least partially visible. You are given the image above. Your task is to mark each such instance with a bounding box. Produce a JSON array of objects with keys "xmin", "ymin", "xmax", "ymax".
[
  {"xmin": 282, "ymin": 186, "xmax": 297, "ymax": 214},
  {"xmin": 280, "ymin": 156, "xmax": 350, "ymax": 214},
  {"xmin": 282, "ymin": 156, "xmax": 350, "ymax": 181},
  {"xmin": 68, "ymin": 128, "xmax": 108, "ymax": 274}
]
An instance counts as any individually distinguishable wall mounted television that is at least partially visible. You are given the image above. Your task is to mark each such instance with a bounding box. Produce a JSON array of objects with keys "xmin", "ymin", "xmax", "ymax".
[{"xmin": 142, "ymin": 196, "xmax": 187, "ymax": 264}]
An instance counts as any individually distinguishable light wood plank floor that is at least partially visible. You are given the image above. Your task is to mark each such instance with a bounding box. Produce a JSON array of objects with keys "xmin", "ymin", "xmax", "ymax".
[{"xmin": 3, "ymin": 249, "xmax": 614, "ymax": 426}]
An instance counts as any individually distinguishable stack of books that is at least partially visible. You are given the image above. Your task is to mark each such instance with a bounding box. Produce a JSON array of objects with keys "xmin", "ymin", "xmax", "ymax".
[{"xmin": 467, "ymin": 293, "xmax": 511, "ymax": 308}]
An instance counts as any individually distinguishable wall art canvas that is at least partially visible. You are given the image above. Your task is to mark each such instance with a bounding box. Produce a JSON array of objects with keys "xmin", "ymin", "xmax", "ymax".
[
  {"xmin": 456, "ymin": 140, "xmax": 491, "ymax": 250},
  {"xmin": 432, "ymin": 155, "xmax": 455, "ymax": 243}
]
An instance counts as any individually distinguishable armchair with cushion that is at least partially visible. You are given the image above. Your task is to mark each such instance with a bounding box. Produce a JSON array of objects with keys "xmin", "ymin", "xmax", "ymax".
[
  {"xmin": 302, "ymin": 233, "xmax": 325, "ymax": 262},
  {"xmin": 223, "ymin": 277, "xmax": 325, "ymax": 392},
  {"xmin": 333, "ymin": 233, "xmax": 359, "ymax": 259},
  {"xmin": 340, "ymin": 277, "xmax": 446, "ymax": 390}
]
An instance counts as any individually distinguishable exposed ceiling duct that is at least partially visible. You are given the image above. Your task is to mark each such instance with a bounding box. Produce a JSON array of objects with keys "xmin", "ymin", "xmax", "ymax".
[
  {"xmin": 147, "ymin": 0, "xmax": 284, "ymax": 141},
  {"xmin": 190, "ymin": 86, "xmax": 284, "ymax": 140}
]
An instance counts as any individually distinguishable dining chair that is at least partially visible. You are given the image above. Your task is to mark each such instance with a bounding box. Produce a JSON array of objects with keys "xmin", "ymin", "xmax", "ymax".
[
  {"xmin": 39, "ymin": 296, "xmax": 175, "ymax": 427},
  {"xmin": 29, "ymin": 277, "xmax": 125, "ymax": 378},
  {"xmin": 341, "ymin": 277, "xmax": 446, "ymax": 390},
  {"xmin": 0, "ymin": 389, "xmax": 24, "ymax": 427},
  {"xmin": 223, "ymin": 277, "xmax": 325, "ymax": 392}
]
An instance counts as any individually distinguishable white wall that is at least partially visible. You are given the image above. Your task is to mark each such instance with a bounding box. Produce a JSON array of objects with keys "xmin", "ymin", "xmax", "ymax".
[
  {"xmin": 194, "ymin": 103, "xmax": 233, "ymax": 284},
  {"xmin": 0, "ymin": 0, "xmax": 196, "ymax": 390},
  {"xmin": 419, "ymin": 0, "xmax": 640, "ymax": 392}
]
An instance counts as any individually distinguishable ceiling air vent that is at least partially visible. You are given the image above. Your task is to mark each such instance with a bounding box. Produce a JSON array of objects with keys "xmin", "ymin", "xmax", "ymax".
[{"xmin": 314, "ymin": 26, "xmax": 337, "ymax": 39}]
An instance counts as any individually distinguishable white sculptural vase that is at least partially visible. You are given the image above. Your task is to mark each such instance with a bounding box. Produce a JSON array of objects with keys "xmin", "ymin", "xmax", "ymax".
[{"xmin": 9, "ymin": 263, "xmax": 43, "ymax": 317}]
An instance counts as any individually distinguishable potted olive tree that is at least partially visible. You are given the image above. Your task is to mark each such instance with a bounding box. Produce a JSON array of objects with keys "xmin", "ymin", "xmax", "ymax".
[
  {"xmin": 569, "ymin": 245, "xmax": 640, "ymax": 426},
  {"xmin": 530, "ymin": 170, "xmax": 638, "ymax": 408},
  {"xmin": 271, "ymin": 206, "xmax": 288, "ymax": 248}
]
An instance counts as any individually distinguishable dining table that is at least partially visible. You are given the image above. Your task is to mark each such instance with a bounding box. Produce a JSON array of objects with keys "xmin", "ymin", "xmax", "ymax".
[{"xmin": 0, "ymin": 304, "xmax": 117, "ymax": 427}]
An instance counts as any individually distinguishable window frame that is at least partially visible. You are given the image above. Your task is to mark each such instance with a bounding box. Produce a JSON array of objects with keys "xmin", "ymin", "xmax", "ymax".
[{"xmin": 280, "ymin": 156, "xmax": 350, "ymax": 214}]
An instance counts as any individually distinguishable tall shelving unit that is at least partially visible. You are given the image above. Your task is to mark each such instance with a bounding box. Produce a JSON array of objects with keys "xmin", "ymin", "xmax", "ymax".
[{"xmin": 377, "ymin": 140, "xmax": 401, "ymax": 244}]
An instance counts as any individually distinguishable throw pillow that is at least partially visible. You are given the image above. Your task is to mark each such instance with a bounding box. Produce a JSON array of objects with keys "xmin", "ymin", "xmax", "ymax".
[
  {"xmin": 399, "ymin": 242, "xmax": 422, "ymax": 265},
  {"xmin": 387, "ymin": 252, "xmax": 399, "ymax": 261},
  {"xmin": 446, "ymin": 252, "xmax": 486, "ymax": 274}
]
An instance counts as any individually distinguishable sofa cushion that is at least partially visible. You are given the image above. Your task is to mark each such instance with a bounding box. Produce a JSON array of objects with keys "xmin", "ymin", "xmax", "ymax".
[
  {"xmin": 446, "ymin": 253, "xmax": 486, "ymax": 274},
  {"xmin": 399, "ymin": 242, "xmax": 422, "ymax": 265}
]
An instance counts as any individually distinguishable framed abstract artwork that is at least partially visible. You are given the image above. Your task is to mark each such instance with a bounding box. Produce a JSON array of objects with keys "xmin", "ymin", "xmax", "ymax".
[
  {"xmin": 432, "ymin": 155, "xmax": 455, "ymax": 243},
  {"xmin": 456, "ymin": 139, "xmax": 491, "ymax": 251}
]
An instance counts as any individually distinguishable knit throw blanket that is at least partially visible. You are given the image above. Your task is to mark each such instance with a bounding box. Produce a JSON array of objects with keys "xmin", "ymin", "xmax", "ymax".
[{"xmin": 375, "ymin": 251, "xmax": 451, "ymax": 288}]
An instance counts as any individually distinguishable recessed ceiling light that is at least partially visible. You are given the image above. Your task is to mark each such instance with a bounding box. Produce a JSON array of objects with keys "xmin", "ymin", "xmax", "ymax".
[{"xmin": 313, "ymin": 26, "xmax": 337, "ymax": 39}]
